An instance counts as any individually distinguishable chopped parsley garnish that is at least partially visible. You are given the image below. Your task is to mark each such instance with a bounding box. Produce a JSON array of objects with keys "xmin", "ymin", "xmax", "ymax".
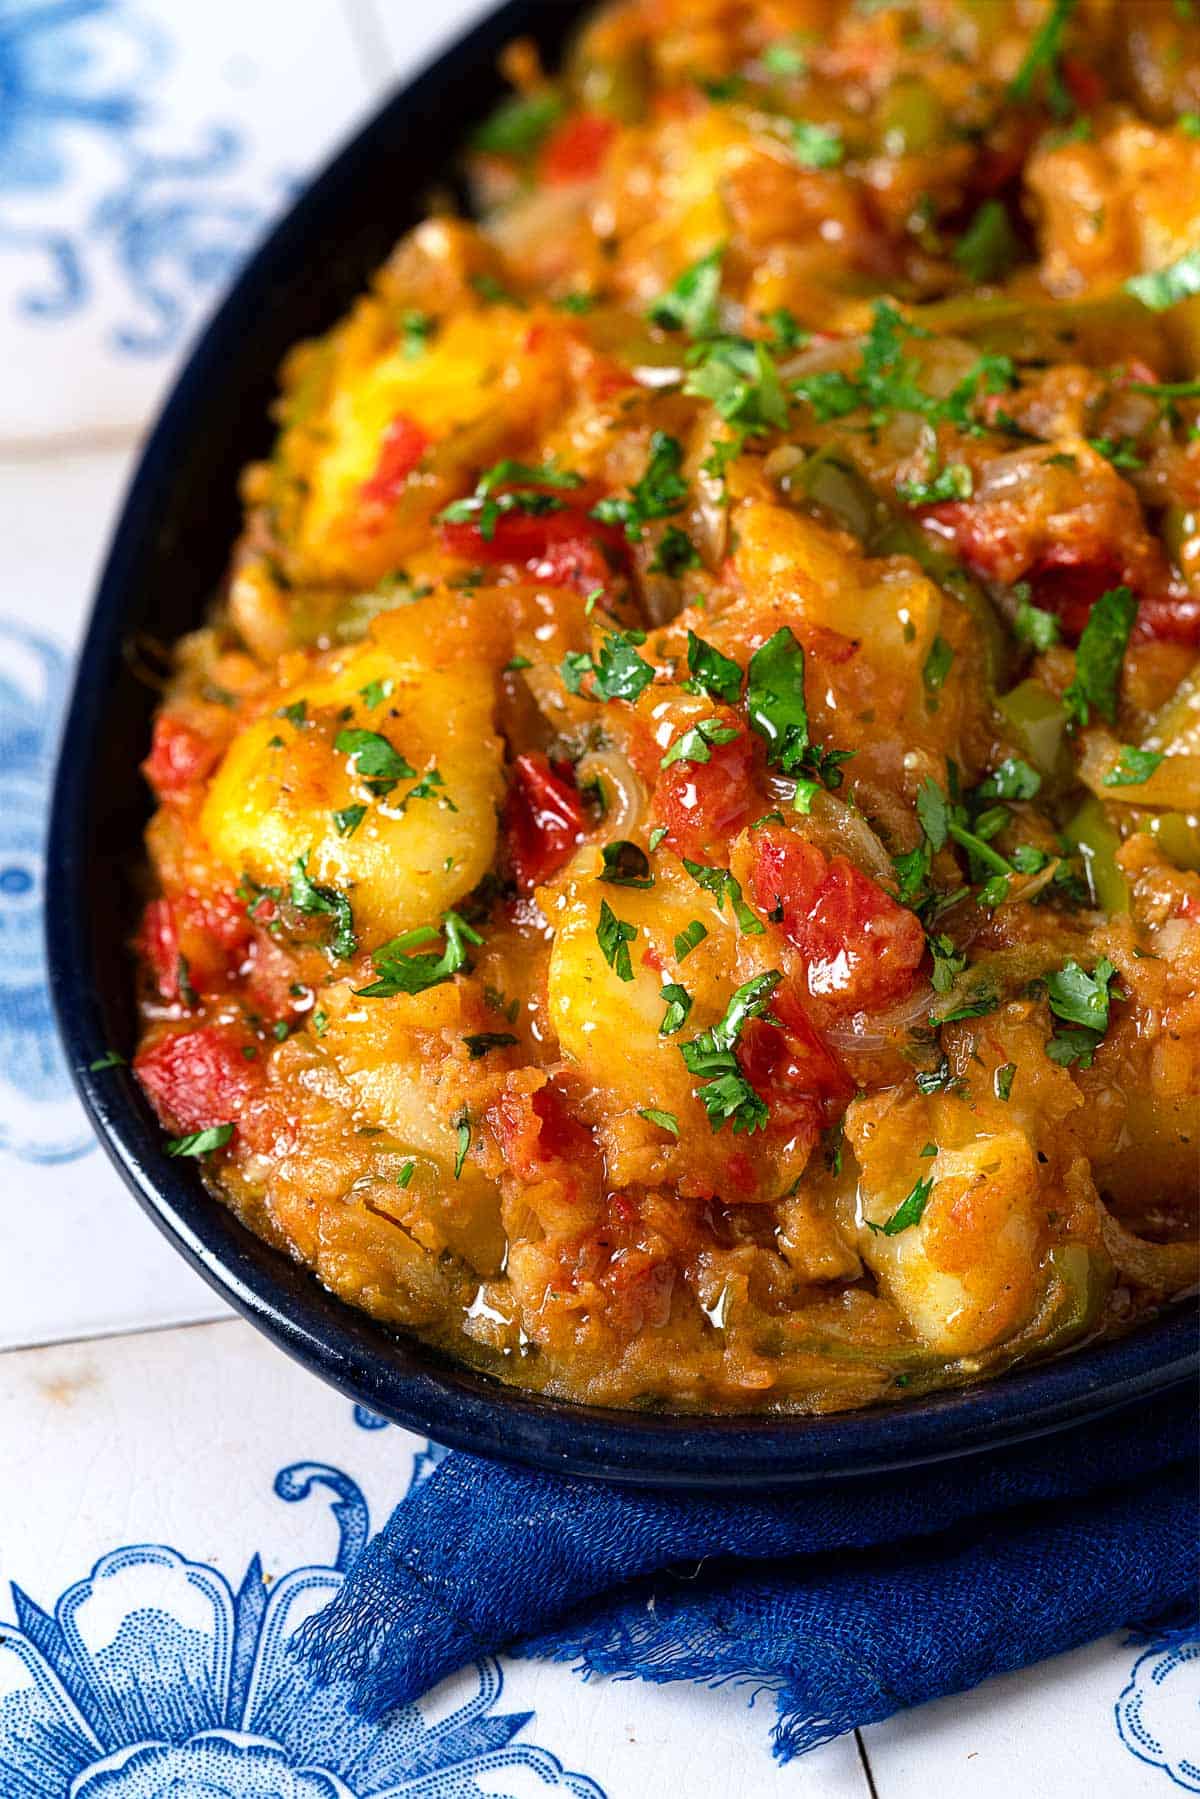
[
  {"xmin": 649, "ymin": 526, "xmax": 701, "ymax": 577},
  {"xmin": 1088, "ymin": 435, "xmax": 1144, "ymax": 471},
  {"xmin": 89, "ymin": 1049, "xmax": 126, "ymax": 1071},
  {"xmin": 792, "ymin": 301, "xmax": 1013, "ymax": 433},
  {"xmin": 867, "ymin": 1173, "xmax": 935, "ymax": 1237},
  {"xmin": 505, "ymin": 655, "xmax": 533, "ymax": 672},
  {"xmin": 659, "ymin": 983, "xmax": 693, "ymax": 1035},
  {"xmin": 554, "ymin": 291, "xmax": 597, "ymax": 314},
  {"xmin": 562, "ymin": 628, "xmax": 656, "ymax": 702},
  {"xmin": 332, "ymin": 804, "xmax": 367, "ymax": 838},
  {"xmin": 638, "ymin": 1107, "xmax": 680, "ymax": 1136},
  {"xmin": 685, "ymin": 337, "xmax": 789, "ymax": 432},
  {"xmin": 358, "ymin": 678, "xmax": 394, "ymax": 709},
  {"xmin": 289, "ymin": 855, "xmax": 357, "ymax": 959},
  {"xmin": 660, "ymin": 716, "xmax": 741, "ymax": 769},
  {"xmin": 674, "ymin": 919, "xmax": 708, "ymax": 960},
  {"xmin": 995, "ymin": 1062, "xmax": 1017, "ymax": 1102},
  {"xmin": 746, "ymin": 627, "xmax": 809, "ymax": 771},
  {"xmin": 165, "ymin": 1123, "xmax": 233, "ymax": 1158},
  {"xmin": 1009, "ymin": 0, "xmax": 1078, "ymax": 115},
  {"xmin": 680, "ymin": 969, "xmax": 781, "ymax": 1134},
  {"xmin": 400, "ymin": 311, "xmax": 433, "ymax": 358},
  {"xmin": 1126, "ymin": 248, "xmax": 1200, "ymax": 312},
  {"xmin": 1046, "ymin": 1026, "xmax": 1102, "ymax": 1068},
  {"xmin": 953, "ymin": 200, "xmax": 1019, "ymax": 285},
  {"xmin": 922, "ymin": 634, "xmax": 955, "ymax": 699},
  {"xmin": 791, "ymin": 120, "xmax": 844, "ymax": 169},
  {"xmin": 355, "ymin": 910, "xmax": 481, "ymax": 998},
  {"xmin": 763, "ymin": 39, "xmax": 808, "ymax": 77},
  {"xmin": 685, "ymin": 630, "xmax": 743, "ymax": 705},
  {"xmin": 591, "ymin": 432, "xmax": 689, "ymax": 541},
  {"xmin": 277, "ymin": 699, "xmax": 307, "ymax": 726},
  {"xmin": 647, "ymin": 246, "xmax": 724, "ymax": 338},
  {"xmin": 928, "ymin": 932, "xmax": 968, "ymax": 994},
  {"xmin": 335, "ymin": 728, "xmax": 416, "ymax": 796},
  {"xmin": 1063, "ymin": 585, "xmax": 1136, "ymax": 726},
  {"xmin": 1013, "ymin": 588, "xmax": 1062, "ymax": 651},
  {"xmin": 396, "ymin": 1161, "xmax": 415, "ymax": 1188},
  {"xmin": 599, "ymin": 840, "xmax": 654, "ymax": 887},
  {"xmin": 472, "ymin": 88, "xmax": 563, "ymax": 156},
  {"xmin": 681, "ymin": 859, "xmax": 765, "ymax": 935},
  {"xmin": 1104, "ymin": 745, "xmax": 1164, "ymax": 787},
  {"xmin": 1046, "ymin": 956, "xmax": 1117, "ymax": 1033},
  {"xmin": 463, "ymin": 1032, "xmax": 519, "ymax": 1058},
  {"xmin": 439, "ymin": 457, "xmax": 582, "ymax": 542},
  {"xmin": 931, "ymin": 990, "xmax": 999, "ymax": 1025},
  {"xmin": 974, "ymin": 756, "xmax": 1041, "ymax": 803},
  {"xmin": 897, "ymin": 463, "xmax": 973, "ymax": 508},
  {"xmin": 596, "ymin": 900, "xmax": 637, "ymax": 981},
  {"xmin": 453, "ymin": 1112, "xmax": 471, "ymax": 1179}
]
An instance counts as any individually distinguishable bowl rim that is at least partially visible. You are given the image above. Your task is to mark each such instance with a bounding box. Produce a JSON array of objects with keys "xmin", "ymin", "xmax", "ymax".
[{"xmin": 45, "ymin": 0, "xmax": 1199, "ymax": 1490}]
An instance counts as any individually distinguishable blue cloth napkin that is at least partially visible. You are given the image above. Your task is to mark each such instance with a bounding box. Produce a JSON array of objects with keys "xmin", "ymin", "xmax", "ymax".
[{"xmin": 300, "ymin": 1387, "xmax": 1197, "ymax": 1761}]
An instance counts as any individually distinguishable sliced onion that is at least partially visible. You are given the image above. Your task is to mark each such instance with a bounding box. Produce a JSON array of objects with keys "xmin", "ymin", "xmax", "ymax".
[
  {"xmin": 765, "ymin": 786, "xmax": 897, "ymax": 886},
  {"xmin": 1099, "ymin": 1203, "xmax": 1199, "ymax": 1295},
  {"xmin": 823, "ymin": 982, "xmax": 937, "ymax": 1055},
  {"xmin": 575, "ymin": 745, "xmax": 647, "ymax": 836}
]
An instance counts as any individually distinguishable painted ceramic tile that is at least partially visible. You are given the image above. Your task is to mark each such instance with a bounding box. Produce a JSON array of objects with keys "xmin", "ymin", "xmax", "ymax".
[
  {"xmin": 0, "ymin": 447, "xmax": 225, "ymax": 1346},
  {"xmin": 0, "ymin": 0, "xmax": 375, "ymax": 442},
  {"xmin": 0, "ymin": 1318, "xmax": 871, "ymax": 1799}
]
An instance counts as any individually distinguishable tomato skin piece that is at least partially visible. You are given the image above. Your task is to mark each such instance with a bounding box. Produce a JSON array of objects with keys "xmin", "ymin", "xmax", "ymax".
[
  {"xmin": 651, "ymin": 713, "xmax": 758, "ymax": 864},
  {"xmin": 439, "ymin": 505, "xmax": 621, "ymax": 592},
  {"xmin": 750, "ymin": 826, "xmax": 925, "ymax": 1016},
  {"xmin": 738, "ymin": 988, "xmax": 853, "ymax": 1130},
  {"xmin": 538, "ymin": 113, "xmax": 617, "ymax": 185},
  {"xmin": 1134, "ymin": 593, "xmax": 1200, "ymax": 647},
  {"xmin": 489, "ymin": 1076, "xmax": 601, "ymax": 1200},
  {"xmin": 504, "ymin": 752, "xmax": 588, "ymax": 891},
  {"xmin": 359, "ymin": 413, "xmax": 431, "ymax": 508},
  {"xmin": 142, "ymin": 714, "xmax": 222, "ymax": 801},
  {"xmin": 135, "ymin": 1024, "xmax": 270, "ymax": 1149}
]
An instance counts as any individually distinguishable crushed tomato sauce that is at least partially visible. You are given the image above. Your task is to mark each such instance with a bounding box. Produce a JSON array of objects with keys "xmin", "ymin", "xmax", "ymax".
[{"xmin": 131, "ymin": 0, "xmax": 1199, "ymax": 1414}]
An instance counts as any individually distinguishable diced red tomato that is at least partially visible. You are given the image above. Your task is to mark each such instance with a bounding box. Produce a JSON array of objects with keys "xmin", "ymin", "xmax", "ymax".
[
  {"xmin": 135, "ymin": 1024, "xmax": 272, "ymax": 1151},
  {"xmin": 138, "ymin": 891, "xmax": 256, "ymax": 1004},
  {"xmin": 1061, "ymin": 57, "xmax": 1105, "ymax": 112},
  {"xmin": 359, "ymin": 413, "xmax": 431, "ymax": 508},
  {"xmin": 1134, "ymin": 592, "xmax": 1200, "ymax": 647},
  {"xmin": 1026, "ymin": 552, "xmax": 1128, "ymax": 641},
  {"xmin": 750, "ymin": 825, "xmax": 925, "ymax": 1016},
  {"xmin": 651, "ymin": 713, "xmax": 758, "ymax": 864},
  {"xmin": 142, "ymin": 714, "xmax": 223, "ymax": 801},
  {"xmin": 538, "ymin": 113, "xmax": 617, "ymax": 186},
  {"xmin": 489, "ymin": 1075, "xmax": 601, "ymax": 1199},
  {"xmin": 738, "ymin": 987, "xmax": 853, "ymax": 1131},
  {"xmin": 439, "ymin": 504, "xmax": 622, "ymax": 593},
  {"xmin": 504, "ymin": 752, "xmax": 588, "ymax": 890}
]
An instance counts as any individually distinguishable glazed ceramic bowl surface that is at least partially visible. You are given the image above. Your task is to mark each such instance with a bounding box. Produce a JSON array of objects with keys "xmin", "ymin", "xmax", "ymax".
[{"xmin": 47, "ymin": 0, "xmax": 1198, "ymax": 1488}]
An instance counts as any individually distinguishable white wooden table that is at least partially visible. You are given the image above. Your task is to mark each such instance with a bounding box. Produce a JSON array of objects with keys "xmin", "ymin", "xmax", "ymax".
[{"xmin": 0, "ymin": 4, "xmax": 1192, "ymax": 1793}]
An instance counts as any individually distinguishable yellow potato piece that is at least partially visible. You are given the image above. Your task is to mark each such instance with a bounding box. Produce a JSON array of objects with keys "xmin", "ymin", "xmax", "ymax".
[{"xmin": 201, "ymin": 607, "xmax": 503, "ymax": 949}]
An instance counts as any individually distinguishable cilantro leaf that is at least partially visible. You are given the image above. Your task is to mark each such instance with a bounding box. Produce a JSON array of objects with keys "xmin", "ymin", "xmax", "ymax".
[
  {"xmin": 355, "ymin": 910, "xmax": 481, "ymax": 998},
  {"xmin": 1103, "ymin": 745, "xmax": 1164, "ymax": 787},
  {"xmin": 685, "ymin": 338, "xmax": 789, "ymax": 431},
  {"xmin": 591, "ymin": 432, "xmax": 689, "ymax": 541},
  {"xmin": 564, "ymin": 629, "xmax": 656, "ymax": 702},
  {"xmin": 674, "ymin": 919, "xmax": 708, "ymax": 960},
  {"xmin": 681, "ymin": 859, "xmax": 765, "ymax": 934},
  {"xmin": 166, "ymin": 1123, "xmax": 233, "ymax": 1158},
  {"xmin": 335, "ymin": 728, "xmax": 416, "ymax": 796},
  {"xmin": 439, "ymin": 457, "xmax": 582, "ymax": 542},
  {"xmin": 332, "ymin": 803, "xmax": 367, "ymax": 838},
  {"xmin": 472, "ymin": 89, "xmax": 563, "ymax": 156},
  {"xmin": 897, "ymin": 464, "xmax": 973, "ymax": 507},
  {"xmin": 686, "ymin": 630, "xmax": 743, "ymax": 704},
  {"xmin": 597, "ymin": 899, "xmax": 637, "ymax": 981},
  {"xmin": 953, "ymin": 200, "xmax": 1020, "ymax": 285},
  {"xmin": 660, "ymin": 716, "xmax": 741, "ymax": 769},
  {"xmin": 792, "ymin": 120, "xmax": 844, "ymax": 168},
  {"xmin": 922, "ymin": 634, "xmax": 955, "ymax": 697},
  {"xmin": 638, "ymin": 1107, "xmax": 680, "ymax": 1136},
  {"xmin": 659, "ymin": 983, "xmax": 693, "ymax": 1035},
  {"xmin": 599, "ymin": 840, "xmax": 655, "ymax": 887},
  {"xmin": 916, "ymin": 777, "xmax": 951, "ymax": 852},
  {"xmin": 746, "ymin": 627, "xmax": 809, "ymax": 772},
  {"xmin": 679, "ymin": 970, "xmax": 781, "ymax": 1134},
  {"xmin": 867, "ymin": 1173, "xmax": 935, "ymax": 1237},
  {"xmin": 1046, "ymin": 956, "xmax": 1117, "ymax": 1032},
  {"xmin": 289, "ymin": 855, "xmax": 357, "ymax": 959},
  {"xmin": 649, "ymin": 526, "xmax": 701, "ymax": 577},
  {"xmin": 974, "ymin": 756, "xmax": 1042, "ymax": 802},
  {"xmin": 1126, "ymin": 248, "xmax": 1200, "ymax": 313},
  {"xmin": 1046, "ymin": 1026, "xmax": 1102, "ymax": 1068},
  {"xmin": 453, "ymin": 1112, "xmax": 471, "ymax": 1179},
  {"xmin": 1009, "ymin": 0, "xmax": 1078, "ymax": 115},
  {"xmin": 995, "ymin": 1062, "xmax": 1017, "ymax": 1101},
  {"xmin": 647, "ymin": 246, "xmax": 724, "ymax": 337},
  {"xmin": 1014, "ymin": 589, "xmax": 1061, "ymax": 651},
  {"xmin": 1063, "ymin": 585, "xmax": 1136, "ymax": 726}
]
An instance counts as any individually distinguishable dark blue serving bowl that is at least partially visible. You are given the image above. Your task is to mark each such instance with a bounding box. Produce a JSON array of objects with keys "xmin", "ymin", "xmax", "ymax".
[{"xmin": 47, "ymin": 0, "xmax": 1197, "ymax": 1487}]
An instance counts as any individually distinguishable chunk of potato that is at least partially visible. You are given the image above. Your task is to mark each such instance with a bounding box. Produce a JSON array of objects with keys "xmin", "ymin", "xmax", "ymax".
[{"xmin": 201, "ymin": 604, "xmax": 504, "ymax": 949}]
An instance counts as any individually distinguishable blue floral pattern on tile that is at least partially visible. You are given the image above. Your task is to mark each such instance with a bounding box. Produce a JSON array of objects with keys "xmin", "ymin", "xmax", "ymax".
[
  {"xmin": 1115, "ymin": 1637, "xmax": 1200, "ymax": 1793},
  {"xmin": 0, "ymin": 617, "xmax": 94, "ymax": 1163},
  {"xmin": 0, "ymin": 0, "xmax": 270, "ymax": 354},
  {"xmin": 0, "ymin": 1444, "xmax": 606, "ymax": 1798}
]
